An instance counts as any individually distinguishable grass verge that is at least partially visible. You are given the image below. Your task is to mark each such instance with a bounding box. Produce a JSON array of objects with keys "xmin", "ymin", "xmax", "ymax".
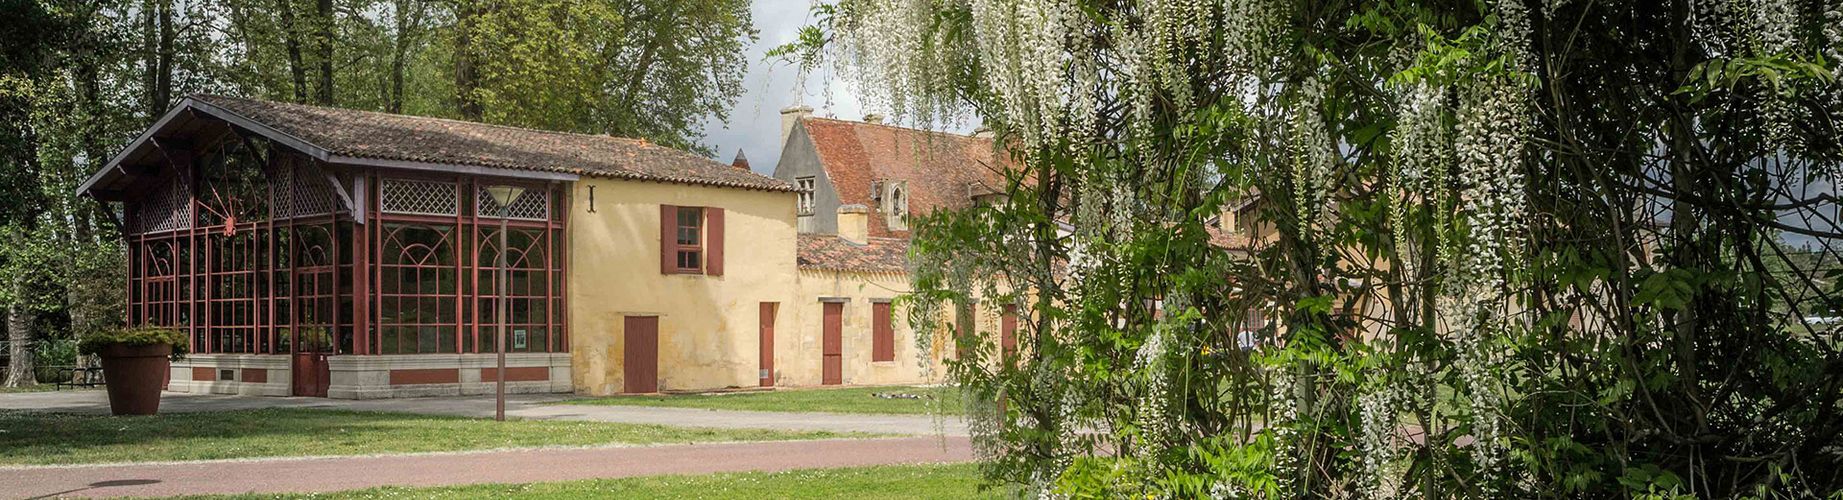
[
  {"xmin": 0, "ymin": 408, "xmax": 854, "ymax": 466},
  {"xmin": 189, "ymin": 463, "xmax": 992, "ymax": 499},
  {"xmin": 565, "ymin": 385, "xmax": 961, "ymax": 415}
]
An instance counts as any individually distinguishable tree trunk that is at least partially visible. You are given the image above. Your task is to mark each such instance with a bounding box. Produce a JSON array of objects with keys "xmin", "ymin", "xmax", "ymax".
[
  {"xmin": 153, "ymin": 0, "xmax": 173, "ymax": 115},
  {"xmin": 4, "ymin": 304, "xmax": 34, "ymax": 387},
  {"xmin": 140, "ymin": 0, "xmax": 157, "ymax": 117},
  {"xmin": 386, "ymin": 0, "xmax": 412, "ymax": 113},
  {"xmin": 278, "ymin": 0, "xmax": 309, "ymax": 103},
  {"xmin": 453, "ymin": 0, "xmax": 482, "ymax": 120},
  {"xmin": 313, "ymin": 0, "xmax": 335, "ymax": 104}
]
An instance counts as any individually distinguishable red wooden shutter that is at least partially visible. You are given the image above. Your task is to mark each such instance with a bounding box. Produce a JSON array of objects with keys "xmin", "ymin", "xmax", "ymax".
[
  {"xmin": 822, "ymin": 302, "xmax": 843, "ymax": 385},
  {"xmin": 759, "ymin": 302, "xmax": 777, "ymax": 387},
  {"xmin": 706, "ymin": 207, "xmax": 725, "ymax": 276},
  {"xmin": 872, "ymin": 302, "xmax": 894, "ymax": 362},
  {"xmin": 659, "ymin": 204, "xmax": 677, "ymax": 274}
]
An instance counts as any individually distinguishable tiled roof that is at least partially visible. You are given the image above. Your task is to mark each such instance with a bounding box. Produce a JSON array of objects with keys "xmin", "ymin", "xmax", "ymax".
[
  {"xmin": 1205, "ymin": 223, "xmax": 1254, "ymax": 252},
  {"xmin": 800, "ymin": 117, "xmax": 1005, "ymax": 237},
  {"xmin": 797, "ymin": 234, "xmax": 911, "ymax": 273},
  {"xmin": 195, "ymin": 95, "xmax": 792, "ymax": 191}
]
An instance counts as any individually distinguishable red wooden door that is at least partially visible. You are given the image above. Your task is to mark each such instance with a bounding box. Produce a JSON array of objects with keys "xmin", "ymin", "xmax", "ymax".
[
  {"xmin": 623, "ymin": 316, "xmax": 659, "ymax": 393},
  {"xmin": 290, "ymin": 351, "xmax": 328, "ymax": 397},
  {"xmin": 759, "ymin": 302, "xmax": 777, "ymax": 387},
  {"xmin": 822, "ymin": 302, "xmax": 842, "ymax": 385}
]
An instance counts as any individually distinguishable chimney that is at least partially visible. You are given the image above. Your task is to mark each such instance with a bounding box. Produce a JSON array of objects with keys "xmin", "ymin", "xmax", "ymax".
[
  {"xmin": 862, "ymin": 113, "xmax": 885, "ymax": 125},
  {"xmin": 780, "ymin": 104, "xmax": 814, "ymax": 145},
  {"xmin": 972, "ymin": 125, "xmax": 994, "ymax": 139},
  {"xmin": 731, "ymin": 149, "xmax": 751, "ymax": 170},
  {"xmin": 837, "ymin": 204, "xmax": 870, "ymax": 245},
  {"xmin": 1220, "ymin": 202, "xmax": 1239, "ymax": 233}
]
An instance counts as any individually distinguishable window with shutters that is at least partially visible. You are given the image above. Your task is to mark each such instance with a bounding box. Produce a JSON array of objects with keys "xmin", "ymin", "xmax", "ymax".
[
  {"xmin": 676, "ymin": 207, "xmax": 703, "ymax": 272},
  {"xmin": 661, "ymin": 204, "xmax": 723, "ymax": 276}
]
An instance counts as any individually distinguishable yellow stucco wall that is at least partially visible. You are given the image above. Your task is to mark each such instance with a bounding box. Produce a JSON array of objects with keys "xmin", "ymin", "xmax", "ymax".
[
  {"xmin": 779, "ymin": 269, "xmax": 948, "ymax": 387},
  {"xmin": 567, "ymin": 178, "xmax": 800, "ymax": 395}
]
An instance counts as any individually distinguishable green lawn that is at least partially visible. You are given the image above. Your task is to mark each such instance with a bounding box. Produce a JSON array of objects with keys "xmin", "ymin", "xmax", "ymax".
[
  {"xmin": 0, "ymin": 408, "xmax": 854, "ymax": 466},
  {"xmin": 565, "ymin": 385, "xmax": 962, "ymax": 415},
  {"xmin": 0, "ymin": 384, "xmax": 66, "ymax": 394},
  {"xmin": 191, "ymin": 463, "xmax": 993, "ymax": 499}
]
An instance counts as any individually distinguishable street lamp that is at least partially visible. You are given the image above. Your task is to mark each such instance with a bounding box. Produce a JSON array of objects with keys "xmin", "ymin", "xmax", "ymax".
[{"xmin": 484, "ymin": 185, "xmax": 526, "ymax": 422}]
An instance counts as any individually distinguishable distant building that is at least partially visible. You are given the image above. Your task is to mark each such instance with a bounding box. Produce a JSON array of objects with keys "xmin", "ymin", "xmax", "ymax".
[{"xmin": 771, "ymin": 107, "xmax": 1003, "ymax": 236}]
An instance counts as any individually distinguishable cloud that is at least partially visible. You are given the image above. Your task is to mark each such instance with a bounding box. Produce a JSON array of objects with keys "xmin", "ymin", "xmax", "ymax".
[{"xmin": 700, "ymin": 0, "xmax": 864, "ymax": 175}]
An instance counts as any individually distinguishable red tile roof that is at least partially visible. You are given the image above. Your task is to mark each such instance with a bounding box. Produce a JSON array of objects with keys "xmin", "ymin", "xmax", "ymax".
[
  {"xmin": 796, "ymin": 234, "xmax": 911, "ymax": 273},
  {"xmin": 800, "ymin": 117, "xmax": 1005, "ymax": 237},
  {"xmin": 195, "ymin": 95, "xmax": 792, "ymax": 191}
]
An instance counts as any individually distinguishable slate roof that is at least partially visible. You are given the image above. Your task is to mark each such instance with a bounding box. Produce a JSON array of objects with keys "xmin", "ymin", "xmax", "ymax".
[
  {"xmin": 194, "ymin": 95, "xmax": 792, "ymax": 191},
  {"xmin": 796, "ymin": 234, "xmax": 911, "ymax": 273},
  {"xmin": 800, "ymin": 117, "xmax": 1005, "ymax": 237}
]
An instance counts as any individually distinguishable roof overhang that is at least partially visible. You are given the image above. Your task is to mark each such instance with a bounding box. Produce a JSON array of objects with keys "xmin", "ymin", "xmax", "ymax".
[{"xmin": 78, "ymin": 97, "xmax": 578, "ymax": 201}]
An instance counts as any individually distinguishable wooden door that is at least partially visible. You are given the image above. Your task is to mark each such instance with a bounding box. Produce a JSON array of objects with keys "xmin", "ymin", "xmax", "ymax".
[
  {"xmin": 822, "ymin": 302, "xmax": 843, "ymax": 385},
  {"xmin": 623, "ymin": 316, "xmax": 659, "ymax": 393},
  {"xmin": 759, "ymin": 302, "xmax": 777, "ymax": 387},
  {"xmin": 290, "ymin": 351, "xmax": 328, "ymax": 397}
]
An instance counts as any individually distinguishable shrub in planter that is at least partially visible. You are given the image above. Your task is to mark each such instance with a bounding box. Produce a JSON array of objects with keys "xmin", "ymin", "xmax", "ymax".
[{"xmin": 79, "ymin": 326, "xmax": 186, "ymax": 415}]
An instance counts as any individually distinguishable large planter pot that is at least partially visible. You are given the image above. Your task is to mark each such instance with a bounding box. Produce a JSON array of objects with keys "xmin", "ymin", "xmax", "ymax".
[{"xmin": 96, "ymin": 343, "xmax": 172, "ymax": 416}]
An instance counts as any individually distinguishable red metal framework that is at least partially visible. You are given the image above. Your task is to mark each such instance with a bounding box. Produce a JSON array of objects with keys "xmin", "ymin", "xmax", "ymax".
[
  {"xmin": 365, "ymin": 175, "xmax": 566, "ymax": 356},
  {"xmin": 121, "ymin": 127, "xmax": 568, "ymax": 359}
]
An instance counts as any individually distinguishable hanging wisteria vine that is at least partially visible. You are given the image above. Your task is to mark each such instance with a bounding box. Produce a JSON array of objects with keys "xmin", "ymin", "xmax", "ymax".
[{"xmin": 784, "ymin": 0, "xmax": 1843, "ymax": 496}]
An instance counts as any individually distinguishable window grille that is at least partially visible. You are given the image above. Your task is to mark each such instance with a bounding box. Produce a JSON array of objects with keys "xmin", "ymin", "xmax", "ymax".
[
  {"xmin": 380, "ymin": 178, "xmax": 458, "ymax": 216},
  {"xmin": 271, "ymin": 159, "xmax": 295, "ymax": 218},
  {"xmin": 285, "ymin": 159, "xmax": 340, "ymax": 217},
  {"xmin": 476, "ymin": 185, "xmax": 550, "ymax": 221},
  {"xmin": 132, "ymin": 177, "xmax": 190, "ymax": 234}
]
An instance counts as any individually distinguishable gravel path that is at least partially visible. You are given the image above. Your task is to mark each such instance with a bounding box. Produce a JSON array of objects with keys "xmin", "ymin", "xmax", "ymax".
[
  {"xmin": 0, "ymin": 436, "xmax": 975, "ymax": 498},
  {"xmin": 0, "ymin": 391, "xmax": 969, "ymax": 436}
]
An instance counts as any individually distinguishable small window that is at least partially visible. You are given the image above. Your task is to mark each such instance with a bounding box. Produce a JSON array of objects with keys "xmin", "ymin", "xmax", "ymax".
[
  {"xmin": 676, "ymin": 207, "xmax": 703, "ymax": 272},
  {"xmin": 796, "ymin": 176, "xmax": 816, "ymax": 216}
]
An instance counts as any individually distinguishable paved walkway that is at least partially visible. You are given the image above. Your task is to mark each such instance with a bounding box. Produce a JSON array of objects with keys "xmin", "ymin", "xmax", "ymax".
[
  {"xmin": 0, "ymin": 390, "xmax": 968, "ymax": 436},
  {"xmin": 1, "ymin": 436, "xmax": 975, "ymax": 498}
]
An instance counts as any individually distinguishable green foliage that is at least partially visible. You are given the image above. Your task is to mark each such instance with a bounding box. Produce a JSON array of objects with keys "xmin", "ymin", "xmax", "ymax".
[
  {"xmin": 77, "ymin": 325, "xmax": 187, "ymax": 359},
  {"xmin": 800, "ymin": 0, "xmax": 1843, "ymax": 497}
]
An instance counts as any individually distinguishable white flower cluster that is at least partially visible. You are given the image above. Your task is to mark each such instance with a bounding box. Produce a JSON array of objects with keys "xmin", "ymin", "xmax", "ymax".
[
  {"xmin": 1391, "ymin": 83, "xmax": 1452, "ymax": 267},
  {"xmin": 1445, "ymin": 294, "xmax": 1516, "ymax": 496},
  {"xmin": 1134, "ymin": 327, "xmax": 1175, "ymax": 449},
  {"xmin": 1452, "ymin": 71, "xmax": 1530, "ymax": 290},
  {"xmin": 1357, "ymin": 381, "xmax": 1407, "ymax": 497},
  {"xmin": 1266, "ymin": 364, "xmax": 1302, "ymax": 493},
  {"xmin": 1290, "ymin": 79, "xmax": 1338, "ymax": 244}
]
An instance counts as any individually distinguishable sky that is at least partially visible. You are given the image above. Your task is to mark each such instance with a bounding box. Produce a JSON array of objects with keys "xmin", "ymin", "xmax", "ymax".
[{"xmin": 697, "ymin": 0, "xmax": 864, "ymax": 177}]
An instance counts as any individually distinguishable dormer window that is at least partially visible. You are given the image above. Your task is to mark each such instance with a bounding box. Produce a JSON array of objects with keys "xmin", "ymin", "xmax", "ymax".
[
  {"xmin": 884, "ymin": 181, "xmax": 909, "ymax": 230},
  {"xmin": 795, "ymin": 176, "xmax": 816, "ymax": 216}
]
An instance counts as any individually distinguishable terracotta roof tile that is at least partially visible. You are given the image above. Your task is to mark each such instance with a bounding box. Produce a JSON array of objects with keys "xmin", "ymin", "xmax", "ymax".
[
  {"xmin": 797, "ymin": 234, "xmax": 910, "ymax": 273},
  {"xmin": 801, "ymin": 117, "xmax": 1006, "ymax": 237},
  {"xmin": 195, "ymin": 95, "xmax": 792, "ymax": 191}
]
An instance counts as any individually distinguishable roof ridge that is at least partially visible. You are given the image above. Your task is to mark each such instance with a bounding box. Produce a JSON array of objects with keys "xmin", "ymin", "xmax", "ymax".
[
  {"xmin": 803, "ymin": 116, "xmax": 992, "ymax": 143},
  {"xmin": 183, "ymin": 94, "xmax": 792, "ymax": 192},
  {"xmin": 193, "ymin": 94, "xmax": 655, "ymax": 145}
]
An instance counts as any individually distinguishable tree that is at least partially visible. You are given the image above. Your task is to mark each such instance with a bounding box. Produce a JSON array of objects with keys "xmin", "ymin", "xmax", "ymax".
[{"xmin": 787, "ymin": 0, "xmax": 1842, "ymax": 496}]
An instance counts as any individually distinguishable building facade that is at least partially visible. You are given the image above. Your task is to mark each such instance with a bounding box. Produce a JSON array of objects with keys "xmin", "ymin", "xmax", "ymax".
[{"xmin": 82, "ymin": 96, "xmax": 1013, "ymax": 398}]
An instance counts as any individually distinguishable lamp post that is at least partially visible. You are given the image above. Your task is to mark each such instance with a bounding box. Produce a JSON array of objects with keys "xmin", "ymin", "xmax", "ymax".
[{"xmin": 484, "ymin": 185, "xmax": 526, "ymax": 422}]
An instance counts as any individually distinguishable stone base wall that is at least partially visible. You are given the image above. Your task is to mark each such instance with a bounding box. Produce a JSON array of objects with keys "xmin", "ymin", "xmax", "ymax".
[
  {"xmin": 167, "ymin": 355, "xmax": 294, "ymax": 396},
  {"xmin": 167, "ymin": 353, "xmax": 572, "ymax": 399}
]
